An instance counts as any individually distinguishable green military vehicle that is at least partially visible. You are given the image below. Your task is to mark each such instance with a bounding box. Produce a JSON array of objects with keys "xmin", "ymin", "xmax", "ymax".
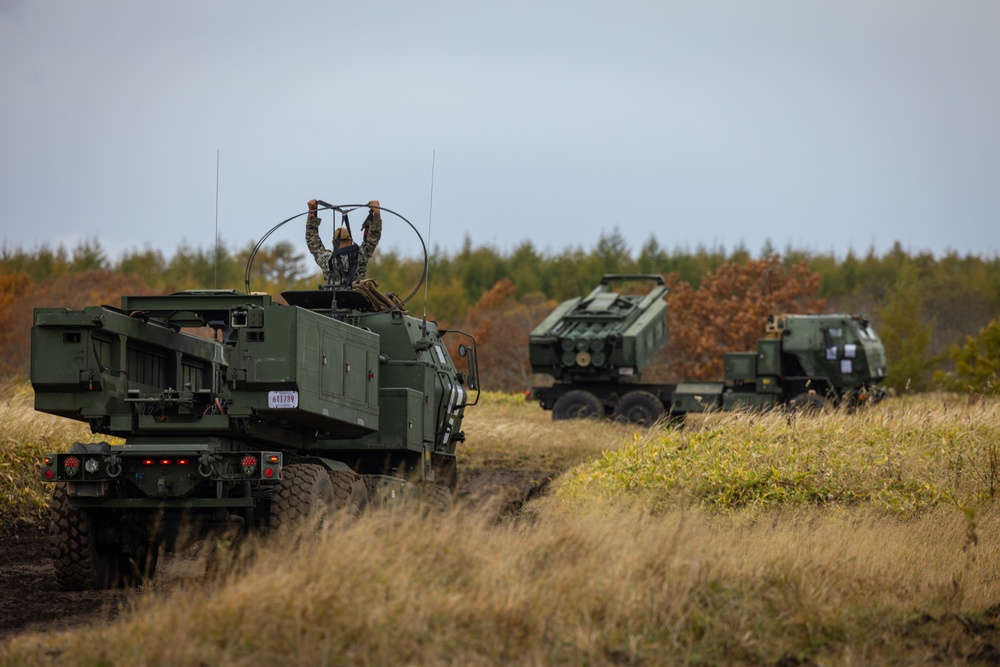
[
  {"xmin": 527, "ymin": 274, "xmax": 887, "ymax": 425},
  {"xmin": 33, "ymin": 204, "xmax": 479, "ymax": 590}
]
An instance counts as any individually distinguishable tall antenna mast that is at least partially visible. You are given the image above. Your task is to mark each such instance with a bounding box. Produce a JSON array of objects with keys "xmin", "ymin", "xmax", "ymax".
[
  {"xmin": 214, "ymin": 149, "xmax": 220, "ymax": 288},
  {"xmin": 422, "ymin": 150, "xmax": 435, "ymax": 332}
]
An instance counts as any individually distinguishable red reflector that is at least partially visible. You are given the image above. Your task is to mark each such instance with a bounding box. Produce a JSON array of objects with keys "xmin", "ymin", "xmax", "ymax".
[
  {"xmin": 264, "ymin": 468, "xmax": 275, "ymax": 478},
  {"xmin": 63, "ymin": 456, "xmax": 80, "ymax": 478},
  {"xmin": 43, "ymin": 469, "xmax": 55, "ymax": 480}
]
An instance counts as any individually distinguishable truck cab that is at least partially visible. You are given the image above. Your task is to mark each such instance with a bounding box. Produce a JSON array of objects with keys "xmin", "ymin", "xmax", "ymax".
[{"xmin": 672, "ymin": 313, "xmax": 888, "ymax": 414}]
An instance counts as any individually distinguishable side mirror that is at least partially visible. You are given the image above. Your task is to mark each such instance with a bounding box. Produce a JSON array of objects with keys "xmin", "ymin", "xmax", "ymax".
[{"xmin": 441, "ymin": 331, "xmax": 480, "ymax": 406}]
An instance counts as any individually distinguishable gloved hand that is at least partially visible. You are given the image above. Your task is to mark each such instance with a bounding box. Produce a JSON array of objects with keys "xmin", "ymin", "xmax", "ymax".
[
  {"xmin": 368, "ymin": 200, "xmax": 381, "ymax": 221},
  {"xmin": 308, "ymin": 199, "xmax": 318, "ymax": 214}
]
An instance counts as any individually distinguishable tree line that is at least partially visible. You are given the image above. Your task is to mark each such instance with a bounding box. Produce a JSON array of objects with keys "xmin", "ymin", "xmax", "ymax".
[{"xmin": 2, "ymin": 231, "xmax": 998, "ymax": 394}]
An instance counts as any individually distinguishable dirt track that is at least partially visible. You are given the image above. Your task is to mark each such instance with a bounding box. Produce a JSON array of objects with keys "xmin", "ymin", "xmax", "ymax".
[{"xmin": 0, "ymin": 469, "xmax": 552, "ymax": 643}]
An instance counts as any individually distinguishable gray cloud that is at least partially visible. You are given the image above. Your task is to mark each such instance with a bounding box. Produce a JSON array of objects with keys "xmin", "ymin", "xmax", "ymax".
[{"xmin": 1, "ymin": 1, "xmax": 998, "ymax": 264}]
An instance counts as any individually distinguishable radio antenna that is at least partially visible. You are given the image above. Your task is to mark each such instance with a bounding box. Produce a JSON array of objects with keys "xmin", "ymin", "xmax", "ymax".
[
  {"xmin": 214, "ymin": 149, "xmax": 220, "ymax": 288},
  {"xmin": 422, "ymin": 150, "xmax": 435, "ymax": 333}
]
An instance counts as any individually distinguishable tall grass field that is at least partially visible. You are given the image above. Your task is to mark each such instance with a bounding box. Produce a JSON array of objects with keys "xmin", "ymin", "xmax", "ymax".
[{"xmin": 4, "ymin": 386, "xmax": 1000, "ymax": 665}]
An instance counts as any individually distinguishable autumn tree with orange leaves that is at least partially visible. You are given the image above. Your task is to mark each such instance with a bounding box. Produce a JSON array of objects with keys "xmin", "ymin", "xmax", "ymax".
[
  {"xmin": 0, "ymin": 270, "xmax": 150, "ymax": 379},
  {"xmin": 4, "ymin": 238, "xmax": 996, "ymax": 391},
  {"xmin": 648, "ymin": 256, "xmax": 824, "ymax": 382},
  {"xmin": 457, "ymin": 279, "xmax": 557, "ymax": 392}
]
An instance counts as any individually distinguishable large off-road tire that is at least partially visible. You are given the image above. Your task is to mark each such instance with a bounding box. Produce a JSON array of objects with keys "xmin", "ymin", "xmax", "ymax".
[
  {"xmin": 328, "ymin": 470, "xmax": 356, "ymax": 508},
  {"xmin": 613, "ymin": 390, "xmax": 665, "ymax": 426},
  {"xmin": 329, "ymin": 470, "xmax": 368, "ymax": 519},
  {"xmin": 787, "ymin": 392, "xmax": 831, "ymax": 414},
  {"xmin": 422, "ymin": 483, "xmax": 453, "ymax": 515},
  {"xmin": 268, "ymin": 464, "xmax": 336, "ymax": 534},
  {"xmin": 552, "ymin": 390, "xmax": 605, "ymax": 420},
  {"xmin": 49, "ymin": 484, "xmax": 158, "ymax": 590}
]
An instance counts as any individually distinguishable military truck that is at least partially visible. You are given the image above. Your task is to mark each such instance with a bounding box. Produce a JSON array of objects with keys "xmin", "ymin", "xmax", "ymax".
[
  {"xmin": 527, "ymin": 274, "xmax": 887, "ymax": 425},
  {"xmin": 33, "ymin": 204, "xmax": 479, "ymax": 590}
]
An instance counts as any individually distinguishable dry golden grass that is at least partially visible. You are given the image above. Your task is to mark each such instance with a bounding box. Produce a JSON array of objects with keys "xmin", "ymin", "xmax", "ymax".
[
  {"xmin": 5, "ymin": 505, "xmax": 1000, "ymax": 665},
  {"xmin": 459, "ymin": 391, "xmax": 637, "ymax": 473},
  {"xmin": 4, "ymin": 389, "xmax": 1000, "ymax": 665},
  {"xmin": 0, "ymin": 383, "xmax": 108, "ymax": 531}
]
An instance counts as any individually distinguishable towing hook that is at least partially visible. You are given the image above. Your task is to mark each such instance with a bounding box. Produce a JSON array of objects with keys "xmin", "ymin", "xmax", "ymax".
[
  {"xmin": 106, "ymin": 455, "xmax": 122, "ymax": 478},
  {"xmin": 198, "ymin": 453, "xmax": 215, "ymax": 478}
]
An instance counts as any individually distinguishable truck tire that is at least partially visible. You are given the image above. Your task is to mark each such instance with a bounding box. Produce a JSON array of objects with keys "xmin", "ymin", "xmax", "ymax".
[
  {"xmin": 330, "ymin": 470, "xmax": 368, "ymax": 518},
  {"xmin": 613, "ymin": 391, "xmax": 664, "ymax": 426},
  {"xmin": 268, "ymin": 464, "xmax": 336, "ymax": 534},
  {"xmin": 788, "ymin": 393, "xmax": 831, "ymax": 414},
  {"xmin": 329, "ymin": 470, "xmax": 368, "ymax": 518},
  {"xmin": 552, "ymin": 390, "xmax": 604, "ymax": 420},
  {"xmin": 348, "ymin": 479, "xmax": 368, "ymax": 517},
  {"xmin": 330, "ymin": 470, "xmax": 368, "ymax": 516},
  {"xmin": 422, "ymin": 483, "xmax": 453, "ymax": 515},
  {"xmin": 50, "ymin": 483, "xmax": 158, "ymax": 590}
]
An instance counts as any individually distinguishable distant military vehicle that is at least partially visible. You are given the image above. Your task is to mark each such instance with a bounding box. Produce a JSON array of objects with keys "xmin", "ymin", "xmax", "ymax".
[
  {"xmin": 33, "ymin": 203, "xmax": 480, "ymax": 590},
  {"xmin": 527, "ymin": 274, "xmax": 887, "ymax": 425}
]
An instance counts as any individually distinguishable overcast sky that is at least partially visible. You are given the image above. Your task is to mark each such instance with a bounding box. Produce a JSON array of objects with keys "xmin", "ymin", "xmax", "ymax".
[{"xmin": 2, "ymin": 0, "xmax": 998, "ymax": 269}]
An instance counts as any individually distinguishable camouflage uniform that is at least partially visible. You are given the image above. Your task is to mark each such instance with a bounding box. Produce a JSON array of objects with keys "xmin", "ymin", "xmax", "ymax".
[{"xmin": 306, "ymin": 207, "xmax": 382, "ymax": 288}]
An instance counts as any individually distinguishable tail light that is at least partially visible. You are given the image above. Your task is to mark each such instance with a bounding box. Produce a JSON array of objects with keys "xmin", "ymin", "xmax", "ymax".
[
  {"xmin": 262, "ymin": 453, "xmax": 280, "ymax": 479},
  {"xmin": 63, "ymin": 456, "xmax": 81, "ymax": 477},
  {"xmin": 42, "ymin": 456, "xmax": 55, "ymax": 480},
  {"xmin": 242, "ymin": 455, "xmax": 258, "ymax": 475}
]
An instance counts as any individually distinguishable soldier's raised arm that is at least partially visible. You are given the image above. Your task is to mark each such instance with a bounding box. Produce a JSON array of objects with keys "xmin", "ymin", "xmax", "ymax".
[
  {"xmin": 361, "ymin": 200, "xmax": 382, "ymax": 256},
  {"xmin": 353, "ymin": 200, "xmax": 383, "ymax": 283},
  {"xmin": 305, "ymin": 198, "xmax": 326, "ymax": 253},
  {"xmin": 305, "ymin": 198, "xmax": 333, "ymax": 284}
]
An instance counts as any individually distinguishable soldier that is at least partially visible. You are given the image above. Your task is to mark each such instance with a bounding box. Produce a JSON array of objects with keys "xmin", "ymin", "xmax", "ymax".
[{"xmin": 306, "ymin": 199, "xmax": 382, "ymax": 288}]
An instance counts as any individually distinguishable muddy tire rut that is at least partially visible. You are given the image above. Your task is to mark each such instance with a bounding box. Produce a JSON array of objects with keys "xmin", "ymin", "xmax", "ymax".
[{"xmin": 0, "ymin": 469, "xmax": 554, "ymax": 643}]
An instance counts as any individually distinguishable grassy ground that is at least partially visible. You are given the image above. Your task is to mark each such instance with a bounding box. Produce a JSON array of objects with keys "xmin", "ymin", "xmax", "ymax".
[
  {"xmin": 0, "ymin": 383, "xmax": 109, "ymax": 533},
  {"xmin": 458, "ymin": 391, "xmax": 638, "ymax": 473},
  {"xmin": 558, "ymin": 394, "xmax": 1000, "ymax": 514},
  {"xmin": 4, "ymin": 389, "xmax": 1000, "ymax": 665}
]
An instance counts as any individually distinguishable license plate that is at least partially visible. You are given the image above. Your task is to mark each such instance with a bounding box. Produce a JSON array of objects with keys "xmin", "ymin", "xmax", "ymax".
[{"xmin": 267, "ymin": 390, "xmax": 299, "ymax": 409}]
